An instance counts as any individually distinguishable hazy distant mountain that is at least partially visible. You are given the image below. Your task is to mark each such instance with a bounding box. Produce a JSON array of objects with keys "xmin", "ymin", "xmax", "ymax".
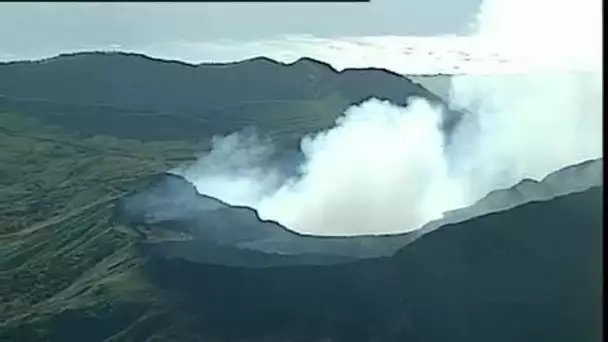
[
  {"xmin": 464, "ymin": 158, "xmax": 603, "ymax": 215},
  {"xmin": 409, "ymin": 74, "xmax": 452, "ymax": 100},
  {"xmin": 410, "ymin": 157, "xmax": 603, "ymax": 241}
]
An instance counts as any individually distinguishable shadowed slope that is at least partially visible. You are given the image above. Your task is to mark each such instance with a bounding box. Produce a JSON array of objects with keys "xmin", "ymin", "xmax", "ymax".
[
  {"xmin": 112, "ymin": 158, "xmax": 602, "ymax": 269},
  {"xmin": 114, "ymin": 173, "xmax": 414, "ymax": 267},
  {"xmin": 140, "ymin": 186, "xmax": 602, "ymax": 342}
]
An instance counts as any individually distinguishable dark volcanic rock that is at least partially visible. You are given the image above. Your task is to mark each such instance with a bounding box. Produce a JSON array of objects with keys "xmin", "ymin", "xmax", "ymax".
[
  {"xmin": 115, "ymin": 158, "xmax": 602, "ymax": 269},
  {"xmin": 143, "ymin": 186, "xmax": 602, "ymax": 342},
  {"xmin": 114, "ymin": 173, "xmax": 413, "ymax": 268}
]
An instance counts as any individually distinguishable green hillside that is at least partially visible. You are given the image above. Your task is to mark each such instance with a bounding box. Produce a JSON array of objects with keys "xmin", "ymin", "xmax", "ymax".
[
  {"xmin": 0, "ymin": 109, "xmax": 208, "ymax": 341},
  {"xmin": 0, "ymin": 52, "xmax": 600, "ymax": 342},
  {"xmin": 0, "ymin": 52, "xmax": 448, "ymax": 149},
  {"xmin": 0, "ymin": 53, "xmax": 446, "ymax": 341}
]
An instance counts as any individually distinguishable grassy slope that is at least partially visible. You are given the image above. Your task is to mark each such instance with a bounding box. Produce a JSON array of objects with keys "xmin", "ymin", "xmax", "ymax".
[
  {"xmin": 0, "ymin": 91, "xmax": 356, "ymax": 341},
  {"xmin": 0, "ymin": 110, "xmax": 601, "ymax": 342},
  {"xmin": 0, "ymin": 112, "xmax": 206, "ymax": 341},
  {"xmin": 0, "ymin": 93, "xmax": 349, "ymax": 151},
  {"xmin": 0, "ymin": 52, "xmax": 444, "ymax": 146},
  {"xmin": 0, "ymin": 53, "xmax": 429, "ymax": 340}
]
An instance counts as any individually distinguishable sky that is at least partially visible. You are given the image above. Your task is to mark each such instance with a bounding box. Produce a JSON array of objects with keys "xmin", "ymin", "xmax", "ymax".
[{"xmin": 0, "ymin": 1, "xmax": 516, "ymax": 75}]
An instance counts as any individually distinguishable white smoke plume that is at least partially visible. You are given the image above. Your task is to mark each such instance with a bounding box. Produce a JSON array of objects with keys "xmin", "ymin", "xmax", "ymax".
[
  {"xmin": 179, "ymin": 0, "xmax": 602, "ymax": 235},
  {"xmin": 176, "ymin": 132, "xmax": 285, "ymax": 208}
]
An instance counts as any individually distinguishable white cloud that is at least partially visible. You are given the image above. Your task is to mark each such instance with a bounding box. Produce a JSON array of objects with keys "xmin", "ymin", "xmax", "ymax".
[
  {"xmin": 136, "ymin": 35, "xmax": 519, "ymax": 75},
  {"xmin": 179, "ymin": 0, "xmax": 603, "ymax": 235}
]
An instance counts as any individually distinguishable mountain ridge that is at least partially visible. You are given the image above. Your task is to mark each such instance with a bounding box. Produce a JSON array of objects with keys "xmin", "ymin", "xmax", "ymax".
[
  {"xmin": 111, "ymin": 157, "xmax": 602, "ymax": 269},
  {"xmin": 114, "ymin": 173, "xmax": 414, "ymax": 267},
  {"xmin": 135, "ymin": 185, "xmax": 602, "ymax": 342},
  {"xmin": 0, "ymin": 50, "xmax": 443, "ymax": 105},
  {"xmin": 0, "ymin": 50, "xmax": 461, "ymax": 148},
  {"xmin": 0, "ymin": 50, "xmax": 419, "ymax": 81}
]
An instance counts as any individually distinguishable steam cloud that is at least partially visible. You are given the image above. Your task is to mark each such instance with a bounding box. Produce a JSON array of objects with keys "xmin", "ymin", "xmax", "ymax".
[{"xmin": 178, "ymin": 0, "xmax": 603, "ymax": 235}]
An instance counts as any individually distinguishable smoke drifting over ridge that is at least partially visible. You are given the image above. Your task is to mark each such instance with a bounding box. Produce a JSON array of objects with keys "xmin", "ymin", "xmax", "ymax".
[{"xmin": 178, "ymin": 0, "xmax": 602, "ymax": 235}]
